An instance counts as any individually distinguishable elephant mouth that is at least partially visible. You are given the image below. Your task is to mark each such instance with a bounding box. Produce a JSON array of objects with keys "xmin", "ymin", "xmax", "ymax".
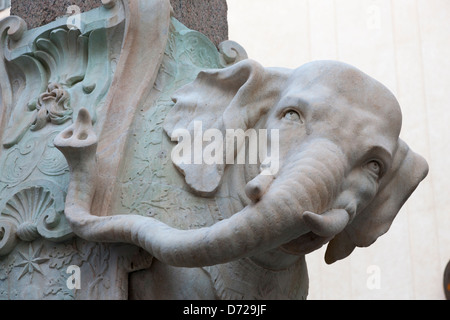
[
  {"xmin": 278, "ymin": 197, "xmax": 357, "ymax": 256},
  {"xmin": 242, "ymin": 142, "xmax": 358, "ymax": 257}
]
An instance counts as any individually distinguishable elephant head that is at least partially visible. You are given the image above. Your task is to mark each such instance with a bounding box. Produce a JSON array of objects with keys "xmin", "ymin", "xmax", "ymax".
[
  {"xmin": 163, "ymin": 59, "xmax": 429, "ymax": 264},
  {"xmin": 55, "ymin": 59, "xmax": 428, "ymax": 268}
]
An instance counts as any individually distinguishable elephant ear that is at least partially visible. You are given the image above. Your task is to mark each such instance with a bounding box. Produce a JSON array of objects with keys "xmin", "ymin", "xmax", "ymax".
[
  {"xmin": 164, "ymin": 59, "xmax": 289, "ymax": 196},
  {"xmin": 325, "ymin": 139, "xmax": 429, "ymax": 264}
]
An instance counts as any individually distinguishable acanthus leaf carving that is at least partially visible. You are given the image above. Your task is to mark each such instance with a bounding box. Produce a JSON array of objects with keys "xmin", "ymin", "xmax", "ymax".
[
  {"xmin": 0, "ymin": 7, "xmax": 122, "ymax": 259},
  {"xmin": 2, "ymin": 27, "xmax": 89, "ymax": 148},
  {"xmin": 172, "ymin": 19, "xmax": 248, "ymax": 70}
]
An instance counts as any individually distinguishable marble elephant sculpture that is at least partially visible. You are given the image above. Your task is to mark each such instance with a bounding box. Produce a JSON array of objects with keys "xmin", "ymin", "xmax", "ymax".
[{"xmin": 54, "ymin": 59, "xmax": 428, "ymax": 299}]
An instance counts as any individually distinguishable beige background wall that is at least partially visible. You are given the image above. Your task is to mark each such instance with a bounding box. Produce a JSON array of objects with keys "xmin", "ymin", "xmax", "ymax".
[
  {"xmin": 0, "ymin": 6, "xmax": 8, "ymax": 20},
  {"xmin": 228, "ymin": 0, "xmax": 449, "ymax": 300}
]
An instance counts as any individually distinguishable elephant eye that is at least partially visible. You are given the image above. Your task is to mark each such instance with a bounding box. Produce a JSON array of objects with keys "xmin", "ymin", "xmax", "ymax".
[
  {"xmin": 283, "ymin": 109, "xmax": 303, "ymax": 123},
  {"xmin": 366, "ymin": 160, "xmax": 382, "ymax": 178}
]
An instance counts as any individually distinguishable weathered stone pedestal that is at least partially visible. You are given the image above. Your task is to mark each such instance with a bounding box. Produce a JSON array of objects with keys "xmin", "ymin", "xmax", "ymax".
[{"xmin": 11, "ymin": 0, "xmax": 228, "ymax": 46}]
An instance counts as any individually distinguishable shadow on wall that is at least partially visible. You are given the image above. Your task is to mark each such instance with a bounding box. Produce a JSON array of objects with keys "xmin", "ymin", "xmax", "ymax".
[{"xmin": 445, "ymin": 260, "xmax": 450, "ymax": 300}]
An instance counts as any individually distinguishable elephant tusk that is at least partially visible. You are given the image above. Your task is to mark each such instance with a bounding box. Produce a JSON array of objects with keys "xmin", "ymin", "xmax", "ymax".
[
  {"xmin": 245, "ymin": 171, "xmax": 275, "ymax": 203},
  {"xmin": 302, "ymin": 209, "xmax": 350, "ymax": 238}
]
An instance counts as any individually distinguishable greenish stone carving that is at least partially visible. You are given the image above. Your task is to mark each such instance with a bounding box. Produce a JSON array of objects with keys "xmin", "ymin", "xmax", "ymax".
[
  {"xmin": 0, "ymin": 10, "xmax": 118, "ymax": 256},
  {"xmin": 111, "ymin": 18, "xmax": 247, "ymax": 223},
  {"xmin": 0, "ymin": 2, "xmax": 129, "ymax": 299},
  {"xmin": 0, "ymin": 0, "xmax": 247, "ymax": 300}
]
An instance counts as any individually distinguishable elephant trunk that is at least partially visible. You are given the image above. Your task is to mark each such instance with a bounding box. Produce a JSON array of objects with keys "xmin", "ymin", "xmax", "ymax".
[
  {"xmin": 149, "ymin": 139, "xmax": 346, "ymax": 267},
  {"xmin": 56, "ymin": 110, "xmax": 347, "ymax": 267}
]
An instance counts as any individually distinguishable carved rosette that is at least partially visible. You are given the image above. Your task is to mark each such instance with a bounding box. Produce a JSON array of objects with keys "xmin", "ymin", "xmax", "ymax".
[{"xmin": 31, "ymin": 83, "xmax": 73, "ymax": 132}]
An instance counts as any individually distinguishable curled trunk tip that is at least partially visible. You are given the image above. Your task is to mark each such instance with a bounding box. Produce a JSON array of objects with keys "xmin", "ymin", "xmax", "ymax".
[{"xmin": 302, "ymin": 209, "xmax": 350, "ymax": 238}]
